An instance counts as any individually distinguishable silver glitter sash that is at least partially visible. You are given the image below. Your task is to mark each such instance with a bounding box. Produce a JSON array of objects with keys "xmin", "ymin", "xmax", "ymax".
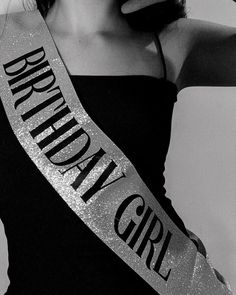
[{"xmin": 0, "ymin": 9, "xmax": 233, "ymax": 295}]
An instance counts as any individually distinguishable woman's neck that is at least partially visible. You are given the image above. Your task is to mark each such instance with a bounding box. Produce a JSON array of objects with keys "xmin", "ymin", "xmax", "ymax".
[{"xmin": 45, "ymin": 0, "xmax": 132, "ymax": 37}]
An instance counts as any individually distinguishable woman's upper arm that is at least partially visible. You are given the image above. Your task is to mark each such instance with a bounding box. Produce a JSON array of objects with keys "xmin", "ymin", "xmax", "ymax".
[{"xmin": 161, "ymin": 18, "xmax": 236, "ymax": 91}]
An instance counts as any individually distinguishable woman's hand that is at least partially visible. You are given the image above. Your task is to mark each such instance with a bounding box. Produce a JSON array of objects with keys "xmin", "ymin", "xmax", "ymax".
[
  {"xmin": 121, "ymin": 0, "xmax": 167, "ymax": 14},
  {"xmin": 22, "ymin": 0, "xmax": 37, "ymax": 11}
]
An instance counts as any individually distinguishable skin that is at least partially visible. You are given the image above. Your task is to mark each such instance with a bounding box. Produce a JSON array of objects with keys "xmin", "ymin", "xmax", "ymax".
[
  {"xmin": 45, "ymin": 0, "xmax": 166, "ymax": 80},
  {"xmin": 45, "ymin": 0, "xmax": 236, "ymax": 93},
  {"xmin": 121, "ymin": 0, "xmax": 166, "ymax": 13}
]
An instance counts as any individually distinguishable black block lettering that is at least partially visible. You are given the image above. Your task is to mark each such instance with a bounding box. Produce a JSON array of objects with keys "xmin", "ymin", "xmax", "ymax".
[
  {"xmin": 153, "ymin": 231, "xmax": 172, "ymax": 281},
  {"xmin": 136, "ymin": 214, "xmax": 163, "ymax": 269},
  {"xmin": 21, "ymin": 86, "xmax": 66, "ymax": 122},
  {"xmin": 114, "ymin": 194, "xmax": 145, "ymax": 242},
  {"xmin": 13, "ymin": 69, "xmax": 56, "ymax": 109},
  {"xmin": 3, "ymin": 46, "xmax": 46, "ymax": 76}
]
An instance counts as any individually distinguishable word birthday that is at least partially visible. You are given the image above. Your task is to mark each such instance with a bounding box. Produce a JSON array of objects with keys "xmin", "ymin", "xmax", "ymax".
[
  {"xmin": 3, "ymin": 46, "xmax": 172, "ymax": 281},
  {"xmin": 3, "ymin": 47, "xmax": 126, "ymax": 202}
]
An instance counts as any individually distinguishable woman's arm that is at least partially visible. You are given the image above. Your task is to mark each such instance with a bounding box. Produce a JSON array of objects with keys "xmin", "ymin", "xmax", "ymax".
[
  {"xmin": 122, "ymin": 0, "xmax": 236, "ymax": 91},
  {"xmin": 169, "ymin": 18, "xmax": 236, "ymax": 91}
]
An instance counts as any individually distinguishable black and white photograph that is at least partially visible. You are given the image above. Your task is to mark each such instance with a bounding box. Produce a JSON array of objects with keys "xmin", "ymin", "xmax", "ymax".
[{"xmin": 0, "ymin": 0, "xmax": 236, "ymax": 294}]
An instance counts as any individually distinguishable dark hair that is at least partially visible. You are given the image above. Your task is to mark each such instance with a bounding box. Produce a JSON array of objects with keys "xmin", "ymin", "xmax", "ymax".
[{"xmin": 36, "ymin": 0, "xmax": 186, "ymax": 32}]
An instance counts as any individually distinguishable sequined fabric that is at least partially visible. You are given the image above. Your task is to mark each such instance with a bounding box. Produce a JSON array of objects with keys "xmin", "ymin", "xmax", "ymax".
[{"xmin": 0, "ymin": 10, "xmax": 233, "ymax": 294}]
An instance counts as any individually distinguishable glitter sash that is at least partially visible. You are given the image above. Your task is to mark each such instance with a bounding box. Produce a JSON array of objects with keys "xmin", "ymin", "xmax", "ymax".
[{"xmin": 0, "ymin": 10, "xmax": 233, "ymax": 295}]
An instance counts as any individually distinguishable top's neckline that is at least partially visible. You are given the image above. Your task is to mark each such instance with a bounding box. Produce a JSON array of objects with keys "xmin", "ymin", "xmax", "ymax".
[
  {"xmin": 69, "ymin": 74, "xmax": 177, "ymax": 87},
  {"xmin": 70, "ymin": 74, "xmax": 164, "ymax": 81}
]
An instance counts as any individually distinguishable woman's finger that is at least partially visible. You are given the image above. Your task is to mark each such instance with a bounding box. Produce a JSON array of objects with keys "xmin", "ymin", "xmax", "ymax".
[
  {"xmin": 22, "ymin": 0, "xmax": 37, "ymax": 11},
  {"xmin": 121, "ymin": 0, "xmax": 167, "ymax": 14}
]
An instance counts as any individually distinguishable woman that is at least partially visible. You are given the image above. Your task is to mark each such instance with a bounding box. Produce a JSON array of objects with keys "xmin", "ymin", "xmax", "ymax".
[{"xmin": 0, "ymin": 0, "xmax": 235, "ymax": 294}]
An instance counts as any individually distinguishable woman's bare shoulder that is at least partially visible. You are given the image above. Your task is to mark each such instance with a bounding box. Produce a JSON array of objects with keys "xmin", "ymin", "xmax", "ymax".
[
  {"xmin": 160, "ymin": 17, "xmax": 236, "ymax": 88},
  {"xmin": 158, "ymin": 17, "xmax": 236, "ymax": 85},
  {"xmin": 162, "ymin": 17, "xmax": 236, "ymax": 43}
]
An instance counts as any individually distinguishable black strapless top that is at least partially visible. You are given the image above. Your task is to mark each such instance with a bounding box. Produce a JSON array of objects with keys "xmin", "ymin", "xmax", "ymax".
[{"xmin": 0, "ymin": 75, "xmax": 188, "ymax": 295}]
